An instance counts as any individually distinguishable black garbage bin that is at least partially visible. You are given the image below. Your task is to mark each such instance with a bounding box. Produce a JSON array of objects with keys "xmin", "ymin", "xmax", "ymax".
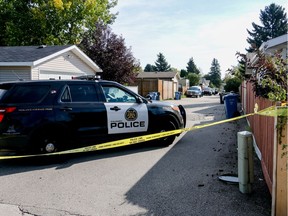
[
  {"xmin": 219, "ymin": 93, "xmax": 226, "ymax": 104},
  {"xmin": 223, "ymin": 93, "xmax": 239, "ymax": 118}
]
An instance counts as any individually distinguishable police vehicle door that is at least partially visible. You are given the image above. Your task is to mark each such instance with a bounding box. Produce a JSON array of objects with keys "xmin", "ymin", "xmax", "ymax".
[
  {"xmin": 102, "ymin": 86, "xmax": 148, "ymax": 135},
  {"xmin": 56, "ymin": 84, "xmax": 107, "ymax": 144}
]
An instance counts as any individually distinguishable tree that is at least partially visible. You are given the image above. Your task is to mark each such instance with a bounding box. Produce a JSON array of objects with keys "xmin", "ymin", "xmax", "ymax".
[
  {"xmin": 144, "ymin": 64, "xmax": 155, "ymax": 72},
  {"xmin": 250, "ymin": 51, "xmax": 287, "ymax": 101},
  {"xmin": 154, "ymin": 53, "xmax": 171, "ymax": 72},
  {"xmin": 227, "ymin": 53, "xmax": 246, "ymax": 80},
  {"xmin": 246, "ymin": 3, "xmax": 287, "ymax": 52},
  {"xmin": 0, "ymin": 0, "xmax": 117, "ymax": 46},
  {"xmin": 80, "ymin": 23, "xmax": 140, "ymax": 84},
  {"xmin": 224, "ymin": 77, "xmax": 242, "ymax": 93},
  {"xmin": 180, "ymin": 69, "xmax": 187, "ymax": 77},
  {"xmin": 186, "ymin": 57, "xmax": 200, "ymax": 74},
  {"xmin": 235, "ymin": 49, "xmax": 287, "ymax": 101},
  {"xmin": 206, "ymin": 58, "xmax": 222, "ymax": 88},
  {"xmin": 187, "ymin": 73, "xmax": 200, "ymax": 86}
]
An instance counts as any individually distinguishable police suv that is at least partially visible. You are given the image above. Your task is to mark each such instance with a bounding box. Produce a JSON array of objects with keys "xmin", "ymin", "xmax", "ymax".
[{"xmin": 0, "ymin": 78, "xmax": 186, "ymax": 154}]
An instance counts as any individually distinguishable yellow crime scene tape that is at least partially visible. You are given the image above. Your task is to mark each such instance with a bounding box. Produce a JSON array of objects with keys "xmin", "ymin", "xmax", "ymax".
[{"xmin": 0, "ymin": 103, "xmax": 287, "ymax": 160}]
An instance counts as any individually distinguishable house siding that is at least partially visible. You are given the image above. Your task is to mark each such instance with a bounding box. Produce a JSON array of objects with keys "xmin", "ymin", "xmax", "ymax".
[
  {"xmin": 33, "ymin": 51, "xmax": 95, "ymax": 80},
  {"xmin": 0, "ymin": 66, "xmax": 31, "ymax": 82}
]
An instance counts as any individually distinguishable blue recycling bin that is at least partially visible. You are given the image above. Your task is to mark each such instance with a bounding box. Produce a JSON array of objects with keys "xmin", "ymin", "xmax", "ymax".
[
  {"xmin": 224, "ymin": 94, "xmax": 238, "ymax": 118},
  {"xmin": 147, "ymin": 92, "xmax": 160, "ymax": 100},
  {"xmin": 175, "ymin": 92, "xmax": 181, "ymax": 100}
]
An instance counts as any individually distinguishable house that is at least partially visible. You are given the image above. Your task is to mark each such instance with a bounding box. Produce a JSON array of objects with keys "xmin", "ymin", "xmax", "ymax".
[
  {"xmin": 200, "ymin": 77, "xmax": 210, "ymax": 88},
  {"xmin": 246, "ymin": 33, "xmax": 288, "ymax": 75},
  {"xmin": 0, "ymin": 45, "xmax": 102, "ymax": 82},
  {"xmin": 259, "ymin": 33, "xmax": 287, "ymax": 57},
  {"xmin": 178, "ymin": 78, "xmax": 189, "ymax": 94},
  {"xmin": 136, "ymin": 71, "xmax": 181, "ymax": 100}
]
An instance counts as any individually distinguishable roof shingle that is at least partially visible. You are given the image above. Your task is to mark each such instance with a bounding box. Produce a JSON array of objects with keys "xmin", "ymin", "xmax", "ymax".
[{"xmin": 0, "ymin": 45, "xmax": 72, "ymax": 62}]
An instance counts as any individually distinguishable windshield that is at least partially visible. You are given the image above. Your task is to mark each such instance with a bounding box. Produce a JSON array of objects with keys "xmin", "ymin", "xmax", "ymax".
[{"xmin": 189, "ymin": 87, "xmax": 200, "ymax": 91}]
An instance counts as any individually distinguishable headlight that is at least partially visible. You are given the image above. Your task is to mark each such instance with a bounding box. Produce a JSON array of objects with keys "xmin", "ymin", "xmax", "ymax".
[
  {"xmin": 163, "ymin": 105, "xmax": 180, "ymax": 113},
  {"xmin": 171, "ymin": 105, "xmax": 180, "ymax": 112}
]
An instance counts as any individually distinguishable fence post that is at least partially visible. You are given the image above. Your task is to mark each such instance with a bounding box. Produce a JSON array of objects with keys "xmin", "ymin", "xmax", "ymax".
[
  {"xmin": 237, "ymin": 131, "xmax": 254, "ymax": 194},
  {"xmin": 272, "ymin": 104, "xmax": 288, "ymax": 216}
]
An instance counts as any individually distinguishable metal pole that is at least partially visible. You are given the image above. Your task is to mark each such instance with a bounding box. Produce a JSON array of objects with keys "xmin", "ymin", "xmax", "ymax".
[{"xmin": 238, "ymin": 131, "xmax": 254, "ymax": 194}]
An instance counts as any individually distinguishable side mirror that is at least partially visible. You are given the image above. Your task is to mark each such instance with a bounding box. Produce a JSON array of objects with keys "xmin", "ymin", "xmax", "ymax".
[
  {"xmin": 137, "ymin": 96, "xmax": 147, "ymax": 104},
  {"xmin": 145, "ymin": 93, "xmax": 152, "ymax": 101}
]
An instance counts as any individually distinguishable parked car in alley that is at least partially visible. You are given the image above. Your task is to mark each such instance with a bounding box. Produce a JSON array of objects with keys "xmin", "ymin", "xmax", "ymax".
[
  {"xmin": 185, "ymin": 86, "xmax": 203, "ymax": 98},
  {"xmin": 0, "ymin": 78, "xmax": 186, "ymax": 154},
  {"xmin": 203, "ymin": 87, "xmax": 213, "ymax": 96}
]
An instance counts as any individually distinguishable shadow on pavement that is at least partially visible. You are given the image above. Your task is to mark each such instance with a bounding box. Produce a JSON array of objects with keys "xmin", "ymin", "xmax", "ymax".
[
  {"xmin": 0, "ymin": 142, "xmax": 162, "ymax": 176},
  {"xmin": 123, "ymin": 104, "xmax": 271, "ymax": 216}
]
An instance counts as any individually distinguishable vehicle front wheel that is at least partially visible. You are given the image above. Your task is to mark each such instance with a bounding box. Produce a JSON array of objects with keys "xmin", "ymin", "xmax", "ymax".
[{"xmin": 156, "ymin": 121, "xmax": 177, "ymax": 147}]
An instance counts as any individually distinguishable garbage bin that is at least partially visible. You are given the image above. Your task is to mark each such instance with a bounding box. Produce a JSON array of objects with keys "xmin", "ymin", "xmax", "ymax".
[
  {"xmin": 219, "ymin": 92, "xmax": 227, "ymax": 104},
  {"xmin": 224, "ymin": 93, "xmax": 238, "ymax": 118},
  {"xmin": 155, "ymin": 92, "xmax": 160, "ymax": 100},
  {"xmin": 219, "ymin": 93, "xmax": 224, "ymax": 104},
  {"xmin": 151, "ymin": 92, "xmax": 157, "ymax": 100},
  {"xmin": 147, "ymin": 92, "xmax": 160, "ymax": 100},
  {"xmin": 175, "ymin": 92, "xmax": 181, "ymax": 100}
]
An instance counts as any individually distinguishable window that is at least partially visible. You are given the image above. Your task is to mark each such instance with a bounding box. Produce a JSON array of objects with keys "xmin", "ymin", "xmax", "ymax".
[
  {"xmin": 0, "ymin": 83, "xmax": 13, "ymax": 101},
  {"xmin": 102, "ymin": 86, "xmax": 136, "ymax": 103},
  {"xmin": 5, "ymin": 85, "xmax": 50, "ymax": 103},
  {"xmin": 61, "ymin": 87, "xmax": 71, "ymax": 102},
  {"xmin": 63, "ymin": 84, "xmax": 98, "ymax": 102},
  {"xmin": 0, "ymin": 89, "xmax": 8, "ymax": 100}
]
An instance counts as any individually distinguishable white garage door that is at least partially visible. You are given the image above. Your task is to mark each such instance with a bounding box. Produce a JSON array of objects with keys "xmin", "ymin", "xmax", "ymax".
[{"xmin": 39, "ymin": 70, "xmax": 87, "ymax": 80}]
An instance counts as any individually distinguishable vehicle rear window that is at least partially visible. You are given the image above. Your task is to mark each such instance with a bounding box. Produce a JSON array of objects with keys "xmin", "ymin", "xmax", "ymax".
[
  {"xmin": 4, "ymin": 85, "xmax": 50, "ymax": 103},
  {"xmin": 0, "ymin": 89, "xmax": 8, "ymax": 100},
  {"xmin": 0, "ymin": 84, "xmax": 13, "ymax": 101}
]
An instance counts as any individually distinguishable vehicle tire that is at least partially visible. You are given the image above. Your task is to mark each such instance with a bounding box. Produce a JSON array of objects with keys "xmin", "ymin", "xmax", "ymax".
[
  {"xmin": 156, "ymin": 121, "xmax": 177, "ymax": 147},
  {"xmin": 30, "ymin": 129, "xmax": 65, "ymax": 154}
]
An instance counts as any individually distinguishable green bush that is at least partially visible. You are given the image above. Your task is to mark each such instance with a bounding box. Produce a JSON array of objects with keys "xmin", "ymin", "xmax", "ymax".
[{"xmin": 224, "ymin": 77, "xmax": 241, "ymax": 93}]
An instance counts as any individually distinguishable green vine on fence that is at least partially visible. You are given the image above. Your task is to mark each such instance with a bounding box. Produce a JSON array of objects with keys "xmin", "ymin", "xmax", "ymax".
[{"xmin": 277, "ymin": 114, "xmax": 288, "ymax": 158}]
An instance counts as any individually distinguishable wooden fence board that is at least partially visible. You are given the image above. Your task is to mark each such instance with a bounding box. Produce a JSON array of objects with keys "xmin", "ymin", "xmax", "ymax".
[{"xmin": 273, "ymin": 118, "xmax": 287, "ymax": 216}]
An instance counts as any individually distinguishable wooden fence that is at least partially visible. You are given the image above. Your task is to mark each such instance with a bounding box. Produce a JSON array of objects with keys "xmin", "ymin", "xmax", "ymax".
[
  {"xmin": 241, "ymin": 81, "xmax": 287, "ymax": 215},
  {"xmin": 242, "ymin": 81, "xmax": 274, "ymax": 193}
]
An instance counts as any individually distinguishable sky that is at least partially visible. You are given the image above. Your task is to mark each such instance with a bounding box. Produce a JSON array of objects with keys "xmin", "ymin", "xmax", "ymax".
[{"xmin": 110, "ymin": 0, "xmax": 287, "ymax": 77}]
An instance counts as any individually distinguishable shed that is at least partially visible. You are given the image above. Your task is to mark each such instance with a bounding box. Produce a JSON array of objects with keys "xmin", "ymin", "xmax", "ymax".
[
  {"xmin": 136, "ymin": 71, "xmax": 181, "ymax": 99},
  {"xmin": 0, "ymin": 45, "xmax": 102, "ymax": 82}
]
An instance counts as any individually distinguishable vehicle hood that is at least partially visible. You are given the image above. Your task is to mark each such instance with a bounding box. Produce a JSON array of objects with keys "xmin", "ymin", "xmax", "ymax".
[{"xmin": 147, "ymin": 100, "xmax": 186, "ymax": 127}]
